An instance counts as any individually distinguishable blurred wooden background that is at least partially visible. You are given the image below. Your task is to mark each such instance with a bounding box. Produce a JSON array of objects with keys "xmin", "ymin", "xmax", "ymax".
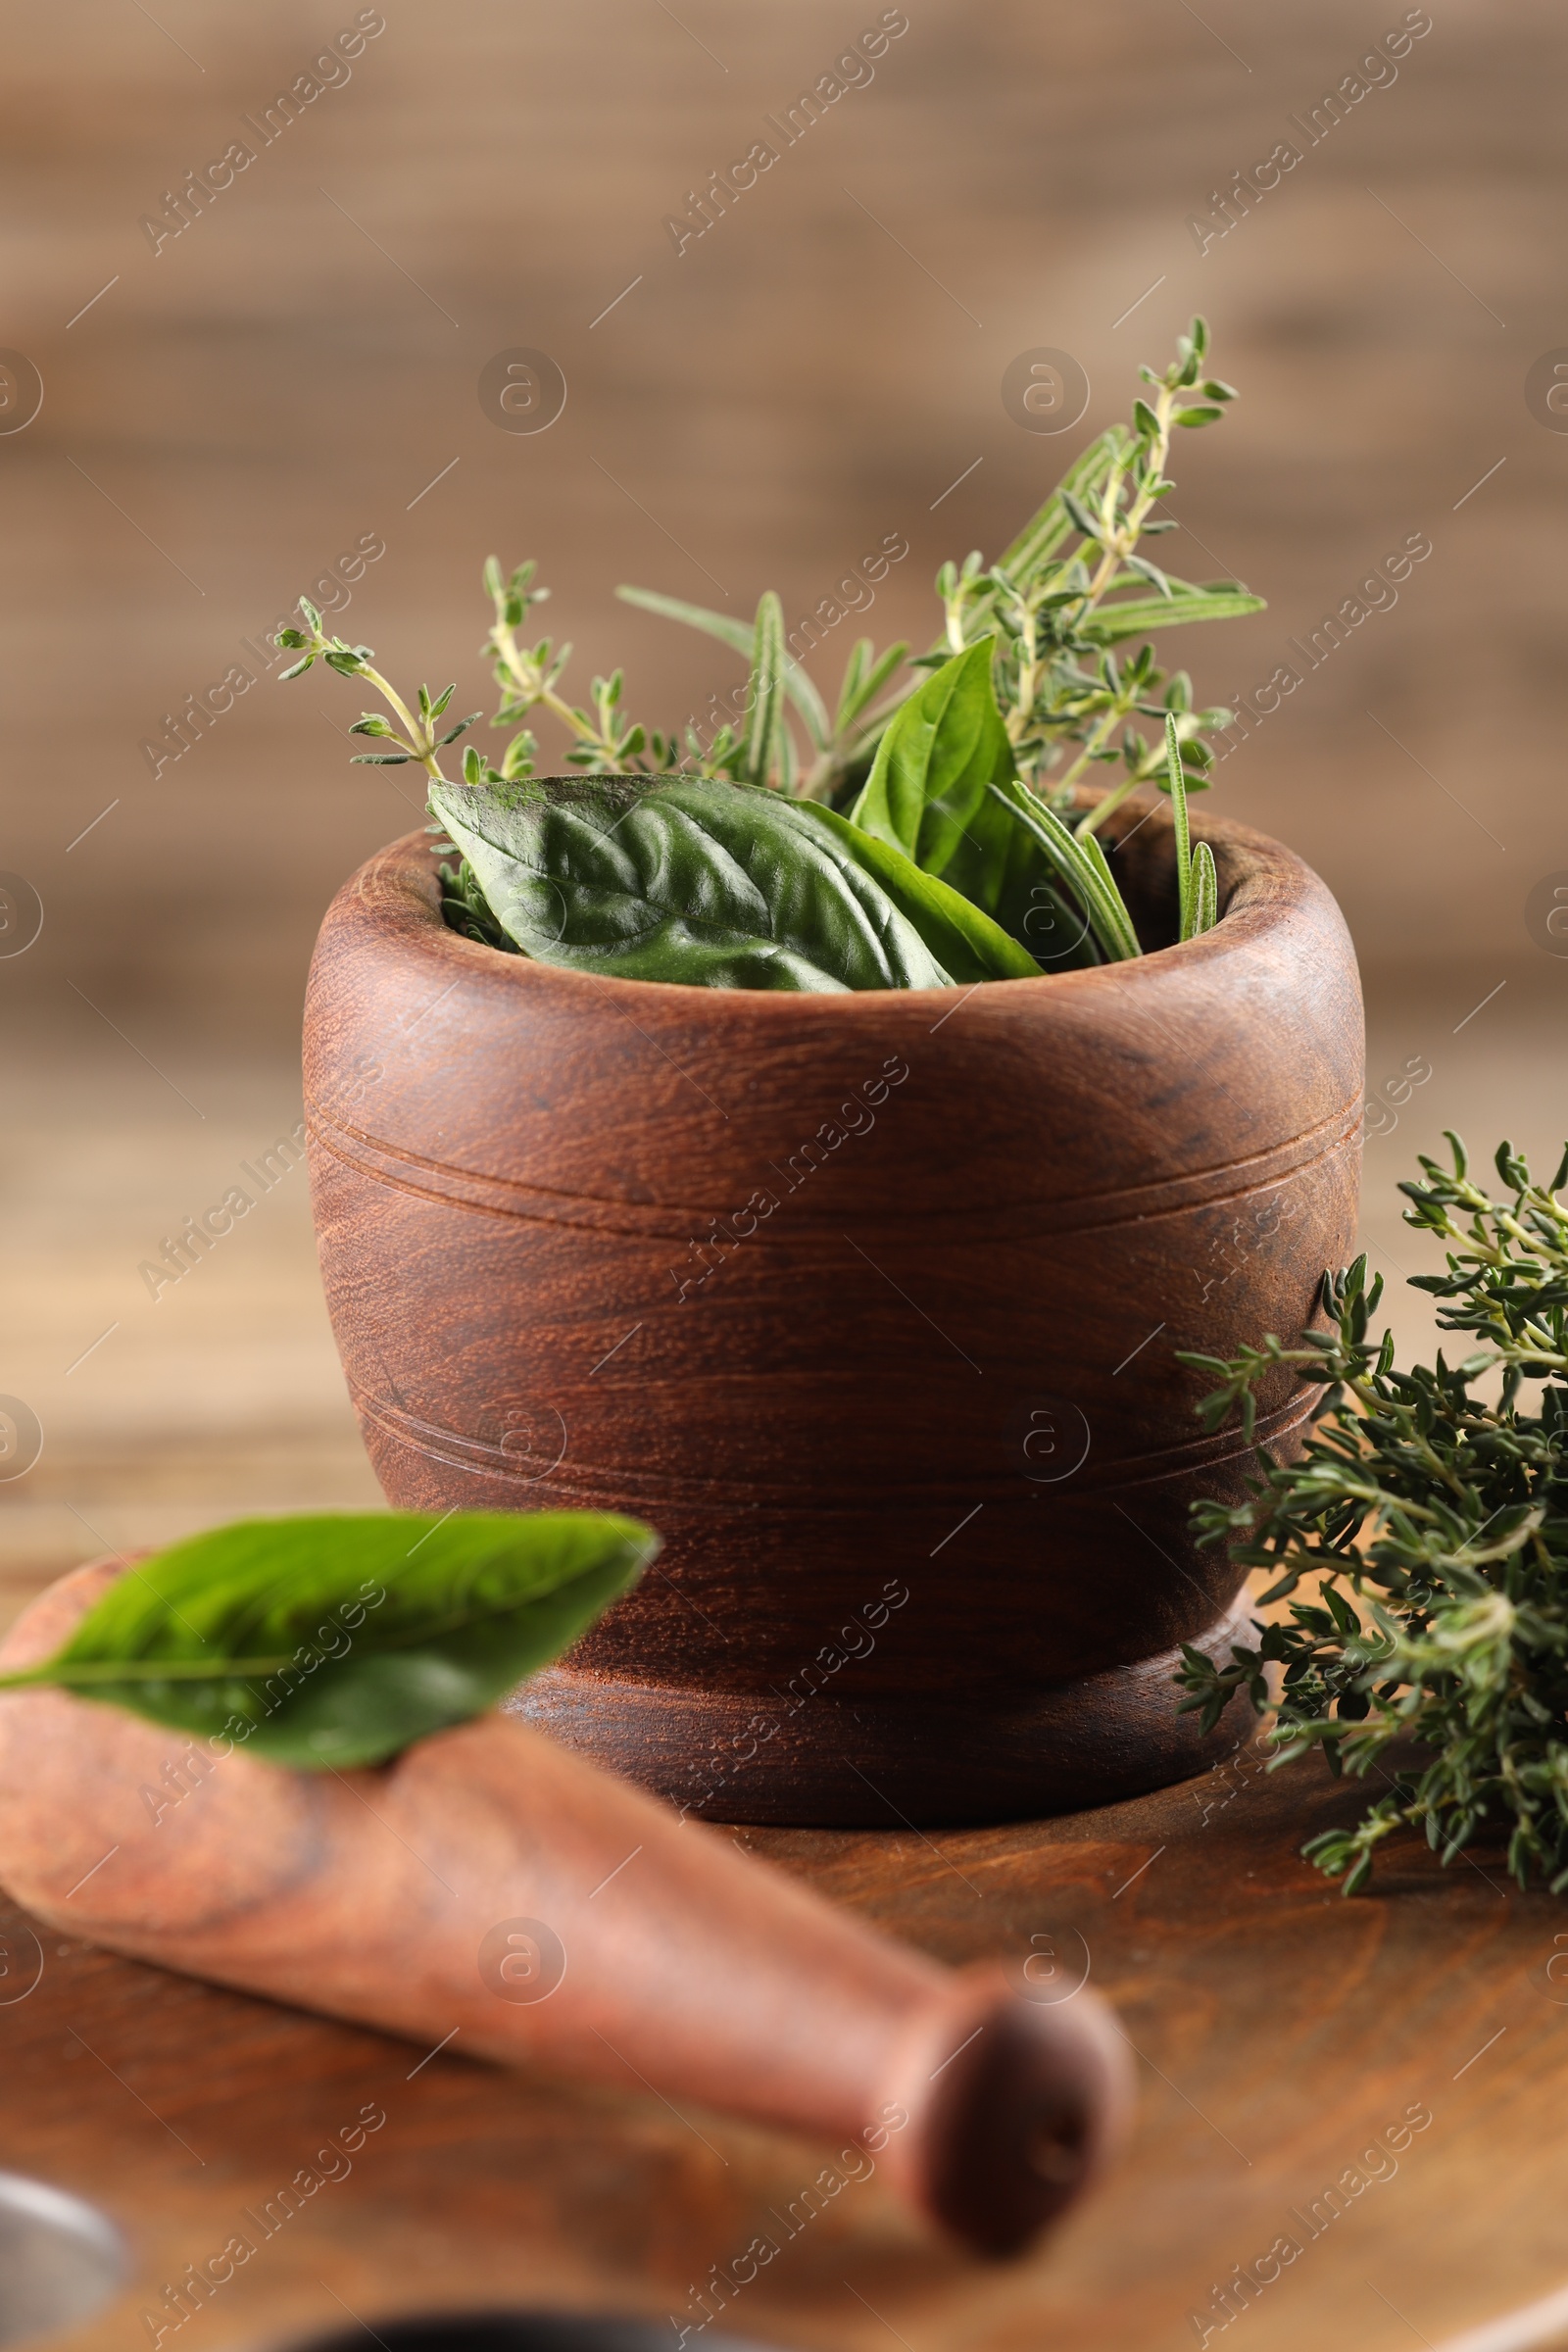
[{"xmin": 2, "ymin": 0, "xmax": 1565, "ymax": 1592}]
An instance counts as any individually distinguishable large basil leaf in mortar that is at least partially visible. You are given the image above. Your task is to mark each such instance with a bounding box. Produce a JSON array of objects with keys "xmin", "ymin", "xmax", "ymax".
[
  {"xmin": 794, "ymin": 802, "xmax": 1042, "ymax": 984},
  {"xmin": 429, "ymin": 773, "xmax": 958, "ymax": 993},
  {"xmin": 850, "ymin": 636, "xmax": 1014, "ymax": 880},
  {"xmin": 849, "ymin": 639, "xmax": 1099, "ymax": 967}
]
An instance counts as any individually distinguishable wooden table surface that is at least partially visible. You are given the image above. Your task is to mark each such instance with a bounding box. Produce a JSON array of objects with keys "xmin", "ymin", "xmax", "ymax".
[
  {"xmin": 10, "ymin": 1726, "xmax": 1568, "ymax": 2352},
  {"xmin": 9, "ymin": 1037, "xmax": 1568, "ymax": 2352}
]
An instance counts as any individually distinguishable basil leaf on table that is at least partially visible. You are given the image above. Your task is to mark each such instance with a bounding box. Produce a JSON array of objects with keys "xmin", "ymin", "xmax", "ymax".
[
  {"xmin": 429, "ymin": 774, "xmax": 958, "ymax": 993},
  {"xmin": 0, "ymin": 1511, "xmax": 658, "ymax": 1768}
]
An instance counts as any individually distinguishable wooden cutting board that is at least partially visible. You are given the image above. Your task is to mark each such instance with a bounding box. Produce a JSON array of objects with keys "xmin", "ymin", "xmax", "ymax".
[{"xmin": 9, "ymin": 1734, "xmax": 1568, "ymax": 2352}]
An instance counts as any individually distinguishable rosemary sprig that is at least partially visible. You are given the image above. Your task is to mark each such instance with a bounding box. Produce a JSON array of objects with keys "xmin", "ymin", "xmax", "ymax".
[
  {"xmin": 984, "ymin": 782, "xmax": 1141, "ymax": 962},
  {"xmin": 936, "ymin": 318, "xmax": 1250, "ymax": 824},
  {"xmin": 281, "ymin": 318, "xmax": 1259, "ymax": 971},
  {"xmin": 1176, "ymin": 1135, "xmax": 1568, "ymax": 1895},
  {"xmin": 1164, "ymin": 710, "xmax": 1219, "ymax": 943}
]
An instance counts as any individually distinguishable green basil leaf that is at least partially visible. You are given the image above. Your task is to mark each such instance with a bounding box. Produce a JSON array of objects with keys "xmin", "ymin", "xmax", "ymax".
[
  {"xmin": 0, "ymin": 1511, "xmax": 658, "ymax": 1768},
  {"xmin": 429, "ymin": 774, "xmax": 956, "ymax": 993},
  {"xmin": 795, "ymin": 804, "xmax": 1043, "ymax": 983},
  {"xmin": 848, "ymin": 638, "xmax": 1014, "ymax": 879},
  {"xmin": 845, "ymin": 639, "xmax": 1075, "ymax": 956}
]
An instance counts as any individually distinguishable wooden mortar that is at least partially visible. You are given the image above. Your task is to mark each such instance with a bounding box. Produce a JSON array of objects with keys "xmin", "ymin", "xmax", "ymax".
[{"xmin": 302, "ymin": 792, "xmax": 1362, "ymax": 1823}]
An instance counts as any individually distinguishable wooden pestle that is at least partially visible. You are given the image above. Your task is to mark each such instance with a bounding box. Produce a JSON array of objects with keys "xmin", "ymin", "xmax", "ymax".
[{"xmin": 0, "ymin": 1561, "xmax": 1133, "ymax": 2258}]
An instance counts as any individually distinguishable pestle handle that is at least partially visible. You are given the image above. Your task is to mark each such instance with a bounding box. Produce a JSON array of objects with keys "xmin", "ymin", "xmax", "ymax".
[{"xmin": 0, "ymin": 1561, "xmax": 1132, "ymax": 2258}]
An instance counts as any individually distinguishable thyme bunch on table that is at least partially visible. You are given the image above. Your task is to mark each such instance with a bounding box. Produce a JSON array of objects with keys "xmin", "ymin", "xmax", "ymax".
[{"xmin": 1177, "ymin": 1136, "xmax": 1568, "ymax": 1895}]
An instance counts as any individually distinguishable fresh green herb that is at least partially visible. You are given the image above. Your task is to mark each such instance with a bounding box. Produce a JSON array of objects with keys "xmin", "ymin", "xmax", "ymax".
[
  {"xmin": 284, "ymin": 318, "xmax": 1261, "ymax": 988},
  {"xmin": 1191, "ymin": 837, "xmax": 1218, "ymax": 938},
  {"xmin": 275, "ymin": 611, "xmax": 484, "ymax": 784},
  {"xmin": 849, "ymin": 636, "xmax": 1014, "ymax": 877},
  {"xmin": 0, "ymin": 1511, "xmax": 657, "ymax": 1768},
  {"xmin": 1175, "ymin": 1136, "xmax": 1568, "ymax": 1895},
  {"xmin": 843, "ymin": 635, "xmax": 1076, "ymax": 960},
  {"xmin": 615, "ymin": 580, "xmax": 903, "ymax": 803},
  {"xmin": 935, "ymin": 320, "xmax": 1255, "ymax": 832},
  {"xmin": 427, "ymin": 771, "xmax": 1034, "ymax": 991},
  {"xmin": 793, "ymin": 796, "xmax": 1042, "ymax": 985},
  {"xmin": 439, "ymin": 851, "xmax": 518, "ymax": 954},
  {"xmin": 477, "ymin": 555, "xmax": 684, "ymax": 778},
  {"xmin": 739, "ymin": 588, "xmax": 789, "ymax": 791},
  {"xmin": 1162, "ymin": 710, "xmax": 1221, "ymax": 946},
  {"xmin": 618, "ymin": 319, "xmax": 1256, "ymax": 816},
  {"xmin": 984, "ymin": 781, "xmax": 1142, "ymax": 964}
]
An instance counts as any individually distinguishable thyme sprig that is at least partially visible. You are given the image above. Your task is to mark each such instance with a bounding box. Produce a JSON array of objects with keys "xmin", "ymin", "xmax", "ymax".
[
  {"xmin": 276, "ymin": 605, "xmax": 482, "ymax": 785},
  {"xmin": 476, "ymin": 555, "xmax": 693, "ymax": 777},
  {"xmin": 281, "ymin": 318, "xmax": 1261, "ymax": 970},
  {"xmin": 938, "ymin": 318, "xmax": 1244, "ymax": 822},
  {"xmin": 285, "ymin": 320, "xmax": 1255, "ymax": 805},
  {"xmin": 1176, "ymin": 1135, "xmax": 1568, "ymax": 1895}
]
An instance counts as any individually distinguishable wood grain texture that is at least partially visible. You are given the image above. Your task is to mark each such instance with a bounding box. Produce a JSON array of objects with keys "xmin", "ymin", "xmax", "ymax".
[
  {"xmin": 7, "ymin": 1715, "xmax": 1568, "ymax": 2352},
  {"xmin": 302, "ymin": 796, "xmax": 1363, "ymax": 1822},
  {"xmin": 0, "ymin": 1561, "xmax": 1131, "ymax": 2264}
]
